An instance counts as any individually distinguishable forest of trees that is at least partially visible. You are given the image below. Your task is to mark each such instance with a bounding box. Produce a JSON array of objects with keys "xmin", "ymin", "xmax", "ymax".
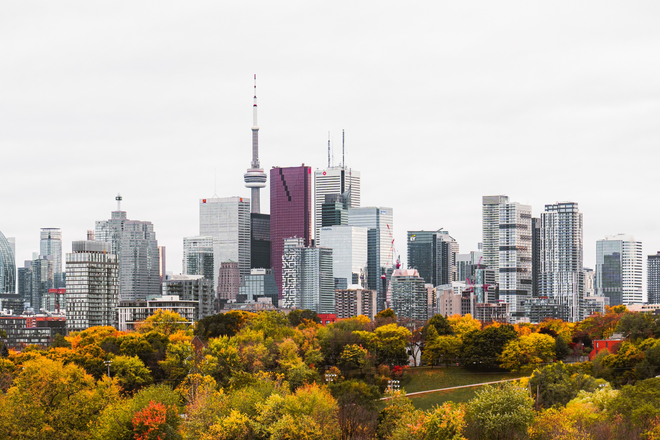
[{"xmin": 1, "ymin": 305, "xmax": 660, "ymax": 439}]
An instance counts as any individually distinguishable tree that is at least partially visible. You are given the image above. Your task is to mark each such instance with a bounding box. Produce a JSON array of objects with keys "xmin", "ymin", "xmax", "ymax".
[
  {"xmin": 194, "ymin": 311, "xmax": 252, "ymax": 339},
  {"xmin": 528, "ymin": 362, "xmax": 605, "ymax": 408},
  {"xmin": 137, "ymin": 310, "xmax": 190, "ymax": 336},
  {"xmin": 447, "ymin": 314, "xmax": 481, "ymax": 338},
  {"xmin": 254, "ymin": 383, "xmax": 340, "ymax": 439},
  {"xmin": 554, "ymin": 335, "xmax": 571, "ymax": 361},
  {"xmin": 464, "ymin": 383, "xmax": 534, "ymax": 440},
  {"xmin": 376, "ymin": 391, "xmax": 420, "ymax": 440},
  {"xmin": 425, "ymin": 314, "xmax": 453, "ymax": 337},
  {"xmin": 355, "ymin": 323, "xmax": 411, "ymax": 366},
  {"xmin": 159, "ymin": 341, "xmax": 193, "ymax": 387},
  {"xmin": 132, "ymin": 400, "xmax": 180, "ymax": 440},
  {"xmin": 461, "ymin": 324, "xmax": 517, "ymax": 371},
  {"xmin": 422, "ymin": 326, "xmax": 461, "ymax": 368},
  {"xmin": 615, "ymin": 312, "xmax": 656, "ymax": 341},
  {"xmin": 498, "ymin": 333, "xmax": 555, "ymax": 372},
  {"xmin": 111, "ymin": 355, "xmax": 153, "ymax": 394},
  {"xmin": 418, "ymin": 402, "xmax": 466, "ymax": 440},
  {"xmin": 288, "ymin": 309, "xmax": 321, "ymax": 327},
  {"xmin": 0, "ymin": 357, "xmax": 119, "ymax": 439},
  {"xmin": 608, "ymin": 377, "xmax": 660, "ymax": 431},
  {"xmin": 329, "ymin": 380, "xmax": 381, "ymax": 439},
  {"xmin": 338, "ymin": 344, "xmax": 368, "ymax": 374}
]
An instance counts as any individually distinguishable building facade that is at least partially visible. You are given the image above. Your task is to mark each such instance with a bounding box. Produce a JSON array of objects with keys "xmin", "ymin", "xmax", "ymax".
[
  {"xmin": 319, "ymin": 225, "xmax": 368, "ymax": 289},
  {"xmin": 65, "ymin": 240, "xmax": 119, "ymax": 332},
  {"xmin": 40, "ymin": 228, "xmax": 64, "ymax": 288},
  {"xmin": 482, "ymin": 195, "xmax": 509, "ymax": 272},
  {"xmin": 183, "ymin": 236, "xmax": 215, "ymax": 282},
  {"xmin": 250, "ymin": 213, "xmax": 271, "ymax": 270},
  {"xmin": 199, "ymin": 196, "xmax": 251, "ymax": 287},
  {"xmin": 389, "ymin": 269, "xmax": 431, "ymax": 321},
  {"xmin": 239, "ymin": 268, "xmax": 278, "ymax": 306},
  {"xmin": 270, "ymin": 166, "xmax": 312, "ymax": 298},
  {"xmin": 96, "ymin": 204, "xmax": 160, "ymax": 301},
  {"xmin": 540, "ymin": 202, "xmax": 584, "ymax": 322},
  {"xmin": 347, "ymin": 207, "xmax": 394, "ymax": 312},
  {"xmin": 118, "ymin": 295, "xmax": 196, "ymax": 332},
  {"xmin": 648, "ymin": 252, "xmax": 660, "ymax": 304},
  {"xmin": 335, "ymin": 288, "xmax": 377, "ymax": 319},
  {"xmin": 314, "ymin": 167, "xmax": 360, "ymax": 244},
  {"xmin": 0, "ymin": 231, "xmax": 15, "ymax": 294},
  {"xmin": 217, "ymin": 261, "xmax": 241, "ymax": 303},
  {"xmin": 407, "ymin": 230, "xmax": 459, "ymax": 287},
  {"xmin": 162, "ymin": 274, "xmax": 215, "ymax": 320},
  {"xmin": 595, "ymin": 234, "xmax": 643, "ymax": 305}
]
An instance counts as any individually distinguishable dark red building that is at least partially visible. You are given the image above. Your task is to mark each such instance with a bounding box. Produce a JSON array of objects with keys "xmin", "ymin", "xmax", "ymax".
[{"xmin": 270, "ymin": 165, "xmax": 312, "ymax": 299}]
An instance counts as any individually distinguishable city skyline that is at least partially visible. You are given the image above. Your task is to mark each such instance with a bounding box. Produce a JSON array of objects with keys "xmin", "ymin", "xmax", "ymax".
[{"xmin": 2, "ymin": 2, "xmax": 660, "ymax": 286}]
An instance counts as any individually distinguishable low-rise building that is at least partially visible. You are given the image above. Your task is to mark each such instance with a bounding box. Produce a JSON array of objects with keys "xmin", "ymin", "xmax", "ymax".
[
  {"xmin": 0, "ymin": 315, "xmax": 66, "ymax": 349},
  {"xmin": 117, "ymin": 295, "xmax": 197, "ymax": 331}
]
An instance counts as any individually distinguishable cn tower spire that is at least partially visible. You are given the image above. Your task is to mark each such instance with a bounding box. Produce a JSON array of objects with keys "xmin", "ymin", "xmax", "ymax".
[{"xmin": 244, "ymin": 74, "xmax": 267, "ymax": 214}]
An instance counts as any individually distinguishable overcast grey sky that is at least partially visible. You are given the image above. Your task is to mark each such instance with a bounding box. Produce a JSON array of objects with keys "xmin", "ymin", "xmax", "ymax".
[{"xmin": 1, "ymin": 1, "xmax": 659, "ymax": 282}]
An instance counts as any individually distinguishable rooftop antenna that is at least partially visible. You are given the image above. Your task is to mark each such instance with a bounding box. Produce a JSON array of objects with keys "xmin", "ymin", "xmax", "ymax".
[
  {"xmin": 342, "ymin": 129, "xmax": 345, "ymax": 168},
  {"xmin": 327, "ymin": 132, "xmax": 331, "ymax": 168},
  {"xmin": 115, "ymin": 193, "xmax": 122, "ymax": 211},
  {"xmin": 331, "ymin": 135, "xmax": 334, "ymax": 167}
]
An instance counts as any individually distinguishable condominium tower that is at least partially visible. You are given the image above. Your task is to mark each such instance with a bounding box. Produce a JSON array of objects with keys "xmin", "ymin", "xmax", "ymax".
[
  {"xmin": 407, "ymin": 230, "xmax": 459, "ymax": 287},
  {"xmin": 539, "ymin": 202, "xmax": 584, "ymax": 322},
  {"xmin": 319, "ymin": 225, "xmax": 368, "ymax": 289},
  {"xmin": 182, "ymin": 236, "xmax": 215, "ymax": 282},
  {"xmin": 596, "ymin": 234, "xmax": 643, "ymax": 305},
  {"xmin": 40, "ymin": 228, "xmax": 64, "ymax": 288},
  {"xmin": 65, "ymin": 240, "xmax": 119, "ymax": 332},
  {"xmin": 648, "ymin": 252, "xmax": 660, "ymax": 304}
]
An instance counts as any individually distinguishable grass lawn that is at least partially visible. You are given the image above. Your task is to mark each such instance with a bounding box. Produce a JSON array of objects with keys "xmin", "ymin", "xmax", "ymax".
[{"xmin": 400, "ymin": 366, "xmax": 531, "ymax": 410}]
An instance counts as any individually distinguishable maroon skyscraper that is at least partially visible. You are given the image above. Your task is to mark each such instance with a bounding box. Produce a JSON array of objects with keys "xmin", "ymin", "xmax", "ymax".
[{"xmin": 270, "ymin": 165, "xmax": 312, "ymax": 298}]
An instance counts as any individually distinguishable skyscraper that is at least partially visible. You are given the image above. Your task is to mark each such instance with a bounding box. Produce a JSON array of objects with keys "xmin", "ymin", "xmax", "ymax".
[
  {"xmin": 65, "ymin": 240, "xmax": 119, "ymax": 332},
  {"xmin": 270, "ymin": 165, "xmax": 312, "ymax": 297},
  {"xmin": 531, "ymin": 217, "xmax": 541, "ymax": 297},
  {"xmin": 244, "ymin": 75, "xmax": 267, "ymax": 214},
  {"xmin": 0, "ymin": 231, "xmax": 15, "ymax": 294},
  {"xmin": 482, "ymin": 195, "xmax": 509, "ymax": 271},
  {"xmin": 280, "ymin": 238, "xmax": 334, "ymax": 313},
  {"xmin": 40, "ymin": 228, "xmax": 64, "ymax": 288},
  {"xmin": 314, "ymin": 165, "xmax": 360, "ymax": 245},
  {"xmin": 347, "ymin": 207, "xmax": 394, "ymax": 312},
  {"xmin": 648, "ymin": 252, "xmax": 660, "ymax": 304},
  {"xmin": 407, "ymin": 230, "xmax": 459, "ymax": 287},
  {"xmin": 320, "ymin": 225, "xmax": 368, "ymax": 289},
  {"xmin": 389, "ymin": 269, "xmax": 430, "ymax": 321},
  {"xmin": 596, "ymin": 234, "xmax": 643, "ymax": 305},
  {"xmin": 183, "ymin": 236, "xmax": 215, "ymax": 282},
  {"xmin": 540, "ymin": 202, "xmax": 584, "ymax": 322},
  {"xmin": 96, "ymin": 196, "xmax": 160, "ymax": 301},
  {"xmin": 218, "ymin": 261, "xmax": 240, "ymax": 303},
  {"xmin": 199, "ymin": 196, "xmax": 251, "ymax": 287},
  {"xmin": 498, "ymin": 201, "xmax": 533, "ymax": 320},
  {"xmin": 250, "ymin": 213, "xmax": 271, "ymax": 270}
]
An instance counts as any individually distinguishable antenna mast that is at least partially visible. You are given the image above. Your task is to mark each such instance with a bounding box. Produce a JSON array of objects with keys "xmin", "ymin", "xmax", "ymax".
[
  {"xmin": 327, "ymin": 132, "xmax": 330, "ymax": 168},
  {"xmin": 342, "ymin": 129, "xmax": 345, "ymax": 168}
]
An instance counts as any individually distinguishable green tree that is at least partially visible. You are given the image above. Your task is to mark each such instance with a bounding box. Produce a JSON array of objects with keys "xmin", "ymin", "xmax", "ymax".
[
  {"xmin": 330, "ymin": 380, "xmax": 381, "ymax": 439},
  {"xmin": 498, "ymin": 333, "xmax": 555, "ymax": 372},
  {"xmin": 288, "ymin": 309, "xmax": 321, "ymax": 327},
  {"xmin": 465, "ymin": 383, "xmax": 534, "ymax": 440},
  {"xmin": 528, "ymin": 362, "xmax": 605, "ymax": 408},
  {"xmin": 338, "ymin": 343, "xmax": 368, "ymax": 374},
  {"xmin": 111, "ymin": 355, "xmax": 153, "ymax": 394},
  {"xmin": 194, "ymin": 311, "xmax": 252, "ymax": 339},
  {"xmin": 615, "ymin": 312, "xmax": 656, "ymax": 341},
  {"xmin": 422, "ymin": 326, "xmax": 461, "ymax": 368},
  {"xmin": 608, "ymin": 377, "xmax": 660, "ymax": 431},
  {"xmin": 424, "ymin": 314, "xmax": 453, "ymax": 337},
  {"xmin": 461, "ymin": 324, "xmax": 517, "ymax": 371},
  {"xmin": 355, "ymin": 323, "xmax": 411, "ymax": 366},
  {"xmin": 376, "ymin": 391, "xmax": 419, "ymax": 440},
  {"xmin": 554, "ymin": 335, "xmax": 571, "ymax": 361},
  {"xmin": 159, "ymin": 341, "xmax": 193, "ymax": 387}
]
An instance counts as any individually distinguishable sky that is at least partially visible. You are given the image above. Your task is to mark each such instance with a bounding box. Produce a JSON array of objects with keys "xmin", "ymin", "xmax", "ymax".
[{"xmin": 1, "ymin": 1, "xmax": 659, "ymax": 284}]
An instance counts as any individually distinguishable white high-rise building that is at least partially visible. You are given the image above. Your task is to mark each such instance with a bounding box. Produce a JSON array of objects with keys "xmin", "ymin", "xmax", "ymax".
[
  {"xmin": 540, "ymin": 202, "xmax": 584, "ymax": 322},
  {"xmin": 319, "ymin": 225, "xmax": 368, "ymax": 289},
  {"xmin": 66, "ymin": 240, "xmax": 119, "ymax": 332},
  {"xmin": 199, "ymin": 196, "xmax": 251, "ymax": 288},
  {"xmin": 314, "ymin": 167, "xmax": 360, "ymax": 245},
  {"xmin": 498, "ymin": 201, "xmax": 532, "ymax": 320},
  {"xmin": 482, "ymin": 195, "xmax": 509, "ymax": 271},
  {"xmin": 96, "ymin": 198, "xmax": 160, "ymax": 302},
  {"xmin": 596, "ymin": 234, "xmax": 643, "ymax": 305}
]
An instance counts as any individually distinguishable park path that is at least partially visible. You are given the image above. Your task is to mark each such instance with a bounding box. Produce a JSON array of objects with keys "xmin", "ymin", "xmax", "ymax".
[{"xmin": 380, "ymin": 377, "xmax": 523, "ymax": 400}]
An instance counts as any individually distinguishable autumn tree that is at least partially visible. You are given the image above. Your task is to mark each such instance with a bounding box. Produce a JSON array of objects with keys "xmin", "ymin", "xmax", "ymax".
[
  {"xmin": 194, "ymin": 310, "xmax": 252, "ymax": 339},
  {"xmin": 464, "ymin": 383, "xmax": 534, "ymax": 440},
  {"xmin": 498, "ymin": 333, "xmax": 555, "ymax": 371},
  {"xmin": 447, "ymin": 314, "xmax": 481, "ymax": 338},
  {"xmin": 137, "ymin": 310, "xmax": 190, "ymax": 336},
  {"xmin": 461, "ymin": 324, "xmax": 517, "ymax": 371},
  {"xmin": 528, "ymin": 362, "xmax": 605, "ymax": 408},
  {"xmin": 355, "ymin": 323, "xmax": 411, "ymax": 366},
  {"xmin": 422, "ymin": 326, "xmax": 461, "ymax": 368}
]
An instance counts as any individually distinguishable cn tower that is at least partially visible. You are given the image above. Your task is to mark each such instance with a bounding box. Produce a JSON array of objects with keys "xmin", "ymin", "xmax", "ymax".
[{"xmin": 243, "ymin": 74, "xmax": 267, "ymax": 213}]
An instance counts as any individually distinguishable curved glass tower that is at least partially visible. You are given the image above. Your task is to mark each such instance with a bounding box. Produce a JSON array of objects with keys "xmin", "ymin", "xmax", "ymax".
[{"xmin": 0, "ymin": 231, "xmax": 16, "ymax": 293}]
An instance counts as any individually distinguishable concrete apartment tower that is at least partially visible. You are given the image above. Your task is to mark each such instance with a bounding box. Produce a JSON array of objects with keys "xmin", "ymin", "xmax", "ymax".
[{"xmin": 596, "ymin": 234, "xmax": 643, "ymax": 305}]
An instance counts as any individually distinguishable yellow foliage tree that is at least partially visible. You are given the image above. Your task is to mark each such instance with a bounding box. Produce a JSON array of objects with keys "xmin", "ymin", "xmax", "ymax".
[
  {"xmin": 447, "ymin": 314, "xmax": 481, "ymax": 338},
  {"xmin": 499, "ymin": 333, "xmax": 555, "ymax": 371}
]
